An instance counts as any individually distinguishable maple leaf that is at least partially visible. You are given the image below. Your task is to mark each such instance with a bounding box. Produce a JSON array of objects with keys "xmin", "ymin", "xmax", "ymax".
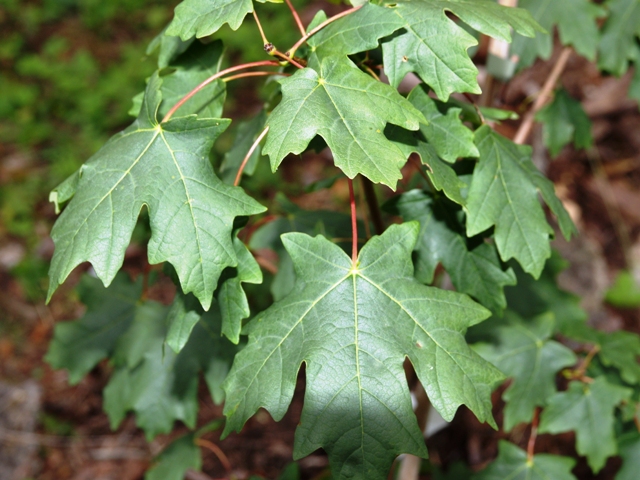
[
  {"xmin": 147, "ymin": 27, "xmax": 195, "ymax": 69},
  {"xmin": 473, "ymin": 312, "xmax": 577, "ymax": 431},
  {"xmin": 167, "ymin": 0, "xmax": 255, "ymax": 40},
  {"xmin": 307, "ymin": 2, "xmax": 405, "ymax": 56},
  {"xmin": 595, "ymin": 330, "xmax": 640, "ymax": 385},
  {"xmin": 617, "ymin": 433, "xmax": 640, "ymax": 480},
  {"xmin": 381, "ymin": 0, "xmax": 542, "ymax": 100},
  {"xmin": 536, "ymin": 88, "xmax": 593, "ymax": 156},
  {"xmin": 473, "ymin": 441, "xmax": 577, "ymax": 480},
  {"xmin": 598, "ymin": 0, "xmax": 640, "ymax": 76},
  {"xmin": 146, "ymin": 433, "xmax": 201, "ymax": 480},
  {"xmin": 223, "ymin": 223, "xmax": 503, "ymax": 479},
  {"xmin": 263, "ymin": 55, "xmax": 426, "ymax": 188},
  {"xmin": 539, "ymin": 377, "xmax": 632, "ymax": 473},
  {"xmin": 47, "ymin": 72, "xmax": 265, "ymax": 310},
  {"xmin": 385, "ymin": 190, "xmax": 516, "ymax": 314},
  {"xmin": 465, "ymin": 126, "xmax": 576, "ymax": 278},
  {"xmin": 45, "ymin": 274, "xmax": 141, "ymax": 384},
  {"xmin": 511, "ymin": 0, "xmax": 606, "ymax": 68}
]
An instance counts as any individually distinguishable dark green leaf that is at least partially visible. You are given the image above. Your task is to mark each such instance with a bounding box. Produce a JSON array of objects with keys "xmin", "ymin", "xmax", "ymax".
[
  {"xmin": 223, "ymin": 223, "xmax": 502, "ymax": 479},
  {"xmin": 536, "ymin": 88, "xmax": 593, "ymax": 156},
  {"xmin": 145, "ymin": 433, "xmax": 201, "ymax": 480},
  {"xmin": 48, "ymin": 73, "xmax": 265, "ymax": 310},
  {"xmin": 473, "ymin": 440, "xmax": 577, "ymax": 480},
  {"xmin": 598, "ymin": 0, "xmax": 640, "ymax": 75},
  {"xmin": 617, "ymin": 433, "xmax": 640, "ymax": 480},
  {"xmin": 385, "ymin": 190, "xmax": 515, "ymax": 314},
  {"xmin": 147, "ymin": 27, "xmax": 195, "ymax": 68},
  {"xmin": 220, "ymin": 110, "xmax": 267, "ymax": 184},
  {"xmin": 596, "ymin": 330, "xmax": 640, "ymax": 384},
  {"xmin": 263, "ymin": 55, "xmax": 425, "ymax": 188},
  {"xmin": 45, "ymin": 274, "xmax": 141, "ymax": 384},
  {"xmin": 539, "ymin": 377, "xmax": 632, "ymax": 473},
  {"xmin": 474, "ymin": 312, "xmax": 577, "ymax": 431}
]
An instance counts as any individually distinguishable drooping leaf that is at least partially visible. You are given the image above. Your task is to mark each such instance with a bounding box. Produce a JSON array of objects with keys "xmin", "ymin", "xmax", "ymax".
[
  {"xmin": 407, "ymin": 84, "xmax": 479, "ymax": 163},
  {"xmin": 465, "ymin": 126, "xmax": 576, "ymax": 278},
  {"xmin": 598, "ymin": 0, "xmax": 640, "ymax": 76},
  {"xmin": 473, "ymin": 312, "xmax": 577, "ymax": 431},
  {"xmin": 104, "ymin": 301, "xmax": 238, "ymax": 439},
  {"xmin": 45, "ymin": 274, "xmax": 141, "ymax": 384},
  {"xmin": 145, "ymin": 433, "xmax": 201, "ymax": 480},
  {"xmin": 166, "ymin": 290, "xmax": 203, "ymax": 353},
  {"xmin": 605, "ymin": 270, "xmax": 640, "ymax": 308},
  {"xmin": 307, "ymin": 2, "xmax": 405, "ymax": 56},
  {"xmin": 539, "ymin": 377, "xmax": 632, "ymax": 473},
  {"xmin": 473, "ymin": 440, "xmax": 577, "ymax": 480},
  {"xmin": 48, "ymin": 72, "xmax": 265, "ymax": 310},
  {"xmin": 503, "ymin": 252, "xmax": 588, "ymax": 337},
  {"xmin": 511, "ymin": 0, "xmax": 605, "ymax": 68},
  {"xmin": 617, "ymin": 433, "xmax": 640, "ymax": 480},
  {"xmin": 220, "ymin": 110, "xmax": 267, "ymax": 184},
  {"xmin": 385, "ymin": 190, "xmax": 515, "ymax": 314},
  {"xmin": 536, "ymin": 88, "xmax": 593, "ymax": 156},
  {"xmin": 381, "ymin": 0, "xmax": 542, "ymax": 100},
  {"xmin": 223, "ymin": 223, "xmax": 503, "ymax": 479},
  {"xmin": 263, "ymin": 55, "xmax": 426, "ymax": 188},
  {"xmin": 166, "ymin": 0, "xmax": 254, "ymax": 40}
]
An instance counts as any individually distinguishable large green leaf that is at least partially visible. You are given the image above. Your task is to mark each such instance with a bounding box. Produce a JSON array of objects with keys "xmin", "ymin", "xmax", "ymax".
[
  {"xmin": 536, "ymin": 88, "xmax": 593, "ymax": 156},
  {"xmin": 223, "ymin": 223, "xmax": 503, "ymax": 479},
  {"xmin": 473, "ymin": 440, "xmax": 577, "ymax": 480},
  {"xmin": 465, "ymin": 126, "xmax": 576, "ymax": 278},
  {"xmin": 48, "ymin": 73, "xmax": 265, "ymax": 310},
  {"xmin": 512, "ymin": 0, "xmax": 605, "ymax": 68},
  {"xmin": 474, "ymin": 312, "xmax": 577, "ymax": 431},
  {"xmin": 385, "ymin": 190, "xmax": 515, "ymax": 314},
  {"xmin": 44, "ymin": 274, "xmax": 141, "ymax": 384},
  {"xmin": 263, "ymin": 55, "xmax": 426, "ymax": 188},
  {"xmin": 307, "ymin": 2, "xmax": 405, "ymax": 56},
  {"xmin": 381, "ymin": 0, "xmax": 542, "ymax": 100},
  {"xmin": 539, "ymin": 377, "xmax": 632, "ymax": 473},
  {"xmin": 598, "ymin": 0, "xmax": 640, "ymax": 75}
]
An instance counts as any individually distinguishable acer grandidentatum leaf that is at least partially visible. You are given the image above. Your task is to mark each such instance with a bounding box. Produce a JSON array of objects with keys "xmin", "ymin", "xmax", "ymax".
[
  {"xmin": 381, "ymin": 0, "xmax": 542, "ymax": 100},
  {"xmin": 223, "ymin": 223, "xmax": 503, "ymax": 480},
  {"xmin": 473, "ymin": 441, "xmax": 577, "ymax": 480},
  {"xmin": 263, "ymin": 55, "xmax": 426, "ymax": 188},
  {"xmin": 48, "ymin": 72, "xmax": 265, "ymax": 310}
]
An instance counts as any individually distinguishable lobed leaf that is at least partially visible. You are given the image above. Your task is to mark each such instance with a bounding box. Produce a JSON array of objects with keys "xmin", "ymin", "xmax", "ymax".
[
  {"xmin": 166, "ymin": 0, "xmax": 254, "ymax": 40},
  {"xmin": 223, "ymin": 223, "xmax": 502, "ymax": 479},
  {"xmin": 598, "ymin": 0, "xmax": 640, "ymax": 76}
]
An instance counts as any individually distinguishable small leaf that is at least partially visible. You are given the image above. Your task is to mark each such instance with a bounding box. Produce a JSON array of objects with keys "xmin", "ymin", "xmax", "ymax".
[
  {"xmin": 263, "ymin": 55, "xmax": 426, "ymax": 188},
  {"xmin": 605, "ymin": 270, "xmax": 640, "ymax": 308},
  {"xmin": 473, "ymin": 312, "xmax": 577, "ymax": 431},
  {"xmin": 48, "ymin": 72, "xmax": 265, "ymax": 310},
  {"xmin": 512, "ymin": 0, "xmax": 605, "ymax": 68},
  {"xmin": 598, "ymin": 0, "xmax": 640, "ymax": 76},
  {"xmin": 473, "ymin": 440, "xmax": 577, "ymax": 480},
  {"xmin": 536, "ymin": 88, "xmax": 593, "ymax": 156},
  {"xmin": 539, "ymin": 377, "xmax": 632, "ymax": 473},
  {"xmin": 385, "ymin": 190, "xmax": 515, "ymax": 314},
  {"xmin": 223, "ymin": 223, "xmax": 502, "ymax": 479},
  {"xmin": 49, "ymin": 169, "xmax": 81, "ymax": 215},
  {"xmin": 596, "ymin": 330, "xmax": 640, "ymax": 384},
  {"xmin": 465, "ymin": 127, "xmax": 576, "ymax": 278},
  {"xmin": 145, "ymin": 433, "xmax": 201, "ymax": 480},
  {"xmin": 381, "ymin": 0, "xmax": 542, "ymax": 100},
  {"xmin": 45, "ymin": 274, "xmax": 141, "ymax": 384},
  {"xmin": 166, "ymin": 290, "xmax": 202, "ymax": 354},
  {"xmin": 147, "ymin": 27, "xmax": 195, "ymax": 68}
]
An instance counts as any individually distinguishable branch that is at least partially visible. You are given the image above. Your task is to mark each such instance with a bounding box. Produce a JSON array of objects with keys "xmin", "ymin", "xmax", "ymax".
[
  {"xmin": 162, "ymin": 60, "xmax": 280, "ymax": 122},
  {"xmin": 287, "ymin": 5, "xmax": 363, "ymax": 57},
  {"xmin": 513, "ymin": 47, "xmax": 572, "ymax": 145}
]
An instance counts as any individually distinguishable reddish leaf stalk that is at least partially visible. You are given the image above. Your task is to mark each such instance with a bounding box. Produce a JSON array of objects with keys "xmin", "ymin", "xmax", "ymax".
[
  {"xmin": 162, "ymin": 60, "xmax": 280, "ymax": 122},
  {"xmin": 527, "ymin": 407, "xmax": 540, "ymax": 462},
  {"xmin": 195, "ymin": 438, "xmax": 232, "ymax": 473},
  {"xmin": 348, "ymin": 178, "xmax": 358, "ymax": 264},
  {"xmin": 222, "ymin": 71, "xmax": 289, "ymax": 83},
  {"xmin": 287, "ymin": 5, "xmax": 363, "ymax": 57},
  {"xmin": 284, "ymin": 0, "xmax": 306, "ymax": 36},
  {"xmin": 234, "ymin": 126, "xmax": 269, "ymax": 186}
]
